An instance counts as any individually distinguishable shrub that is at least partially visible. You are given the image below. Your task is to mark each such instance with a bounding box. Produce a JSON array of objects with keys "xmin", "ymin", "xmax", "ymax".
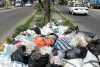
[{"xmin": 6, "ymin": 37, "xmax": 12, "ymax": 44}]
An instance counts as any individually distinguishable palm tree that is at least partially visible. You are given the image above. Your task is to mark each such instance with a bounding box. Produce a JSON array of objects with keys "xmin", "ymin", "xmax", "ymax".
[{"xmin": 38, "ymin": 0, "xmax": 51, "ymax": 25}]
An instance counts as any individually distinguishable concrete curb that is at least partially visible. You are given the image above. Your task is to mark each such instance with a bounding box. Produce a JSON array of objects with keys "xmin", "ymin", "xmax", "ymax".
[
  {"xmin": 0, "ymin": 6, "xmax": 15, "ymax": 11},
  {"xmin": 58, "ymin": 11, "xmax": 76, "ymax": 26},
  {"xmin": 0, "ymin": 10, "xmax": 37, "ymax": 50},
  {"xmin": 55, "ymin": 8, "xmax": 76, "ymax": 26}
]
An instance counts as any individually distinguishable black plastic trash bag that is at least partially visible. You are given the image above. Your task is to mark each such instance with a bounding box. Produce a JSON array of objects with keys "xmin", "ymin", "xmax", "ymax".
[
  {"xmin": 45, "ymin": 63, "xmax": 63, "ymax": 67},
  {"xmin": 74, "ymin": 26, "xmax": 79, "ymax": 31},
  {"xmin": 10, "ymin": 39, "xmax": 20, "ymax": 45},
  {"xmin": 35, "ymin": 23, "xmax": 43, "ymax": 28},
  {"xmin": 30, "ymin": 27, "xmax": 41, "ymax": 34},
  {"xmin": 63, "ymin": 27, "xmax": 73, "ymax": 35},
  {"xmin": 52, "ymin": 49, "xmax": 58, "ymax": 56},
  {"xmin": 63, "ymin": 26, "xmax": 79, "ymax": 35},
  {"xmin": 30, "ymin": 23, "xmax": 43, "ymax": 28},
  {"xmin": 80, "ymin": 31, "xmax": 96, "ymax": 39},
  {"xmin": 87, "ymin": 38, "xmax": 100, "ymax": 57},
  {"xmin": 30, "ymin": 23, "xmax": 42, "ymax": 35},
  {"xmin": 65, "ymin": 46, "xmax": 87, "ymax": 59},
  {"xmin": 28, "ymin": 50, "xmax": 49, "ymax": 67},
  {"xmin": 11, "ymin": 45, "xmax": 28, "ymax": 64}
]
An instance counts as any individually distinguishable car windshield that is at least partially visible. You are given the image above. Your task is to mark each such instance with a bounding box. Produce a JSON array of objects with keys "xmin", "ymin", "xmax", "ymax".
[
  {"xmin": 75, "ymin": 4, "xmax": 85, "ymax": 7},
  {"xmin": 16, "ymin": 2, "xmax": 21, "ymax": 3}
]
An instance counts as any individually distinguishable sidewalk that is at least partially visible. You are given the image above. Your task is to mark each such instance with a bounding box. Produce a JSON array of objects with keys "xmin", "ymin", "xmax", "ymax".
[{"xmin": 0, "ymin": 6, "xmax": 15, "ymax": 11}]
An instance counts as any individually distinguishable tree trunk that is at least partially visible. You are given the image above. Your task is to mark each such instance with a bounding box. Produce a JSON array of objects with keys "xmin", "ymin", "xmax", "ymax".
[
  {"xmin": 38, "ymin": 0, "xmax": 51, "ymax": 25},
  {"xmin": 44, "ymin": 0, "xmax": 51, "ymax": 25}
]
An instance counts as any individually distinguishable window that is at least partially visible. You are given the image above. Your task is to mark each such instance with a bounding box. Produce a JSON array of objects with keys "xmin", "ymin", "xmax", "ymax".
[
  {"xmin": 69, "ymin": 3, "xmax": 74, "ymax": 7},
  {"xmin": 75, "ymin": 4, "xmax": 85, "ymax": 7}
]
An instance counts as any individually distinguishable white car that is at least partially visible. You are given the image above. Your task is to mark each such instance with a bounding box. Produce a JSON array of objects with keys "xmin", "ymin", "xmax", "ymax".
[
  {"xmin": 25, "ymin": 2, "xmax": 31, "ymax": 7},
  {"xmin": 68, "ymin": 2, "xmax": 89, "ymax": 15},
  {"xmin": 15, "ymin": 2, "xmax": 23, "ymax": 7}
]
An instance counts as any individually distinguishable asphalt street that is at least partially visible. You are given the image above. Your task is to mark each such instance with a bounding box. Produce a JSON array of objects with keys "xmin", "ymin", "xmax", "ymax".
[
  {"xmin": 0, "ymin": 6, "xmax": 36, "ymax": 44},
  {"xmin": 56, "ymin": 5, "xmax": 100, "ymax": 39}
]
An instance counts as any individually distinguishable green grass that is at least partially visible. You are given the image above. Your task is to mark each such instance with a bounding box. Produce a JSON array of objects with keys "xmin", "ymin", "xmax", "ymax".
[
  {"xmin": 35, "ymin": 16, "xmax": 44, "ymax": 22},
  {"xmin": 51, "ymin": 18, "xmax": 57, "ymax": 24},
  {"xmin": 64, "ymin": 20, "xmax": 75, "ymax": 28},
  {"xmin": 36, "ymin": 11, "xmax": 44, "ymax": 15},
  {"xmin": 55, "ymin": 9, "xmax": 75, "ymax": 28}
]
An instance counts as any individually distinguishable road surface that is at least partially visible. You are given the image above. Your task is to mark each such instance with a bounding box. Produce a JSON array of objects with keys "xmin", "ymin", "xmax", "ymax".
[{"xmin": 0, "ymin": 6, "xmax": 36, "ymax": 44}]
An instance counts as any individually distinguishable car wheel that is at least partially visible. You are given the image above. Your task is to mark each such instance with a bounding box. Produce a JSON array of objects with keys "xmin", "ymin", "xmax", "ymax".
[
  {"xmin": 72, "ymin": 11, "xmax": 74, "ymax": 15},
  {"xmin": 68, "ymin": 11, "xmax": 71, "ymax": 14},
  {"xmin": 90, "ymin": 5, "xmax": 94, "ymax": 9},
  {"xmin": 84, "ymin": 13, "xmax": 87, "ymax": 16}
]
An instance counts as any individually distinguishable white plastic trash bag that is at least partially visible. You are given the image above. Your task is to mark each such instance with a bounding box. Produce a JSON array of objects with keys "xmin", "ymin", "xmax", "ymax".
[
  {"xmin": 40, "ymin": 26, "xmax": 53, "ymax": 35},
  {"xmin": 62, "ymin": 59, "xmax": 83, "ymax": 67},
  {"xmin": 58, "ymin": 20, "xmax": 64, "ymax": 25},
  {"xmin": 50, "ymin": 56, "xmax": 61, "ymax": 65},
  {"xmin": 83, "ymin": 63, "xmax": 98, "ymax": 67},
  {"xmin": 3, "ymin": 56, "xmax": 13, "ymax": 67},
  {"xmin": 76, "ymin": 32, "xmax": 88, "ymax": 47},
  {"xmin": 0, "ymin": 55, "xmax": 4, "ymax": 67},
  {"xmin": 59, "ymin": 26, "xmax": 69, "ymax": 35},
  {"xmin": 51, "ymin": 25, "xmax": 58, "ymax": 33},
  {"xmin": 98, "ymin": 55, "xmax": 100, "ymax": 61},
  {"xmin": 26, "ymin": 29, "xmax": 36, "ymax": 36},
  {"xmin": 25, "ymin": 42, "xmax": 38, "ymax": 54},
  {"xmin": 70, "ymin": 32, "xmax": 88, "ymax": 47},
  {"xmin": 58, "ymin": 50, "xmax": 65, "ymax": 59},
  {"xmin": 40, "ymin": 46, "xmax": 53, "ymax": 58},
  {"xmin": 83, "ymin": 50, "xmax": 99, "ymax": 67},
  {"xmin": 57, "ymin": 25, "xmax": 64, "ymax": 34},
  {"xmin": 46, "ymin": 22, "xmax": 55, "ymax": 27},
  {"xmin": 0, "ymin": 55, "xmax": 13, "ymax": 67},
  {"xmin": 13, "ymin": 61, "xmax": 25, "ymax": 67},
  {"xmin": 15, "ymin": 35, "xmax": 26, "ymax": 41},
  {"xmin": 3, "ymin": 44, "xmax": 17, "ymax": 57}
]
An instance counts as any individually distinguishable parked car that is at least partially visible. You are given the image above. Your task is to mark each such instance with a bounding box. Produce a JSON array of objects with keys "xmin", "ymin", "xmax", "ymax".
[
  {"xmin": 25, "ymin": 2, "xmax": 31, "ymax": 7},
  {"xmin": 33, "ymin": 0, "xmax": 38, "ymax": 4},
  {"xmin": 68, "ymin": 2, "xmax": 89, "ymax": 15},
  {"xmin": 15, "ymin": 2, "xmax": 23, "ymax": 7}
]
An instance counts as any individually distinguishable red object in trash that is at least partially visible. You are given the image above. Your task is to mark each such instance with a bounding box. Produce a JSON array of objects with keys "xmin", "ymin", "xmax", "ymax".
[
  {"xmin": 33, "ymin": 36, "xmax": 54, "ymax": 49},
  {"xmin": 45, "ymin": 38, "xmax": 54, "ymax": 46}
]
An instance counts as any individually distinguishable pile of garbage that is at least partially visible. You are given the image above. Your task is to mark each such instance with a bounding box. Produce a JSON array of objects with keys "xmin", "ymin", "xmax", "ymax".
[{"xmin": 0, "ymin": 22, "xmax": 100, "ymax": 67}]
